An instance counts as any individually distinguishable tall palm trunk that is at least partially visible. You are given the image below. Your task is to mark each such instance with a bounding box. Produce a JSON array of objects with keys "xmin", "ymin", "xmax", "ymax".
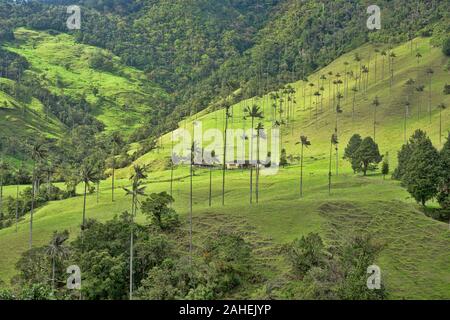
[
  {"xmin": 189, "ymin": 156, "xmax": 193, "ymax": 262},
  {"xmin": 29, "ymin": 174, "xmax": 36, "ymax": 249},
  {"xmin": 82, "ymin": 181, "xmax": 87, "ymax": 228},
  {"xmin": 15, "ymin": 184, "xmax": 19, "ymax": 232},
  {"xmin": 249, "ymin": 118, "xmax": 255, "ymax": 204},
  {"xmin": 111, "ymin": 163, "xmax": 115, "ymax": 202},
  {"xmin": 0, "ymin": 179, "xmax": 3, "ymax": 224},
  {"xmin": 209, "ymin": 166, "xmax": 212, "ymax": 207},
  {"xmin": 222, "ymin": 110, "xmax": 229, "ymax": 206},
  {"xmin": 255, "ymin": 131, "xmax": 260, "ymax": 204},
  {"xmin": 328, "ymin": 143, "xmax": 333, "ymax": 196},
  {"xmin": 129, "ymin": 193, "xmax": 135, "ymax": 300},
  {"xmin": 300, "ymin": 144, "xmax": 304, "ymax": 198},
  {"xmin": 52, "ymin": 256, "xmax": 56, "ymax": 291}
]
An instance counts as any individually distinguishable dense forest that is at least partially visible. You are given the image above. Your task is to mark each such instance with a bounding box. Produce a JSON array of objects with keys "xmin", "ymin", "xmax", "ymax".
[{"xmin": 1, "ymin": 0, "xmax": 448, "ymax": 145}]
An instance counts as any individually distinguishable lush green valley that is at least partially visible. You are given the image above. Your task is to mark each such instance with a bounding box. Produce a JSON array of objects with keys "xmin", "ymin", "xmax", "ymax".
[{"xmin": 0, "ymin": 0, "xmax": 449, "ymax": 301}]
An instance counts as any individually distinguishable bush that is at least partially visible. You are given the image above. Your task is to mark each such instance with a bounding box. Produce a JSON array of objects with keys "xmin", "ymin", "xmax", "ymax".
[{"xmin": 286, "ymin": 233, "xmax": 326, "ymax": 278}]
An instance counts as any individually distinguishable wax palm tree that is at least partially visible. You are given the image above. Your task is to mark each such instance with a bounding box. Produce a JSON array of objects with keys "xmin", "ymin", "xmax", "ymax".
[
  {"xmin": 0, "ymin": 160, "xmax": 9, "ymax": 226},
  {"xmin": 372, "ymin": 97, "xmax": 380, "ymax": 142},
  {"xmin": 207, "ymin": 150, "xmax": 219, "ymax": 207},
  {"xmin": 123, "ymin": 164, "xmax": 147, "ymax": 300},
  {"xmin": 80, "ymin": 159, "xmax": 100, "ymax": 232},
  {"xmin": 29, "ymin": 138, "xmax": 47, "ymax": 248},
  {"xmin": 296, "ymin": 136, "xmax": 311, "ymax": 198},
  {"xmin": 329, "ymin": 133, "xmax": 339, "ymax": 195},
  {"xmin": 361, "ymin": 65, "xmax": 369, "ymax": 92},
  {"xmin": 188, "ymin": 141, "xmax": 202, "ymax": 262},
  {"xmin": 415, "ymin": 51, "xmax": 422, "ymax": 64},
  {"xmin": 426, "ymin": 68, "xmax": 434, "ymax": 123},
  {"xmin": 343, "ymin": 62, "xmax": 349, "ymax": 97},
  {"xmin": 437, "ymin": 103, "xmax": 447, "ymax": 145},
  {"xmin": 255, "ymin": 122, "xmax": 265, "ymax": 203},
  {"xmin": 327, "ymin": 71, "xmax": 333, "ymax": 109},
  {"xmin": 222, "ymin": 103, "xmax": 232, "ymax": 206},
  {"xmin": 314, "ymin": 91, "xmax": 321, "ymax": 125},
  {"xmin": 245, "ymin": 105, "xmax": 264, "ymax": 204},
  {"xmin": 389, "ymin": 52, "xmax": 397, "ymax": 92},
  {"xmin": 415, "ymin": 85, "xmax": 425, "ymax": 120},
  {"xmin": 335, "ymin": 93, "xmax": 344, "ymax": 133},
  {"xmin": 354, "ymin": 53, "xmax": 362, "ymax": 90},
  {"xmin": 308, "ymin": 82, "xmax": 315, "ymax": 117},
  {"xmin": 109, "ymin": 132, "xmax": 123, "ymax": 202},
  {"xmin": 380, "ymin": 50, "xmax": 387, "ymax": 79},
  {"xmin": 45, "ymin": 230, "xmax": 70, "ymax": 291},
  {"xmin": 351, "ymin": 86, "xmax": 358, "ymax": 123}
]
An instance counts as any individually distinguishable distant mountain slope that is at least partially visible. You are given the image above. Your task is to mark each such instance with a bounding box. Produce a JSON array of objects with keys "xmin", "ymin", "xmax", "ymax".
[{"xmin": 5, "ymin": 28, "xmax": 169, "ymax": 133}]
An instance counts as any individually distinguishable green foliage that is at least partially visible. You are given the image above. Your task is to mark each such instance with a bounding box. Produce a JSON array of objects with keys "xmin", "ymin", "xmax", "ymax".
[
  {"xmin": 286, "ymin": 233, "xmax": 326, "ymax": 278},
  {"xmin": 346, "ymin": 136, "xmax": 383, "ymax": 176},
  {"xmin": 437, "ymin": 133, "xmax": 450, "ymax": 210},
  {"xmin": 403, "ymin": 135, "xmax": 441, "ymax": 206},
  {"xmin": 393, "ymin": 130, "xmax": 428, "ymax": 180},
  {"xmin": 443, "ymin": 37, "xmax": 450, "ymax": 56},
  {"xmin": 141, "ymin": 192, "xmax": 179, "ymax": 230},
  {"xmin": 298, "ymin": 235, "xmax": 388, "ymax": 300},
  {"xmin": 344, "ymin": 134, "xmax": 362, "ymax": 173}
]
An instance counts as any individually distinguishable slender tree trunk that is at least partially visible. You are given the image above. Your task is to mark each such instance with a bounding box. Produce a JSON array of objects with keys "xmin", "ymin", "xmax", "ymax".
[
  {"xmin": 52, "ymin": 256, "xmax": 55, "ymax": 291},
  {"xmin": 328, "ymin": 143, "xmax": 332, "ymax": 196},
  {"xmin": 82, "ymin": 181, "xmax": 87, "ymax": 228},
  {"xmin": 373, "ymin": 107, "xmax": 377, "ymax": 142},
  {"xmin": 0, "ymin": 180, "xmax": 3, "ymax": 224},
  {"xmin": 404, "ymin": 107, "xmax": 407, "ymax": 144},
  {"xmin": 440, "ymin": 109, "xmax": 442, "ymax": 145},
  {"xmin": 429, "ymin": 76, "xmax": 432, "ymax": 123},
  {"xmin": 29, "ymin": 177, "xmax": 35, "ymax": 249},
  {"xmin": 300, "ymin": 144, "xmax": 304, "ymax": 198},
  {"xmin": 111, "ymin": 165, "xmax": 115, "ymax": 202},
  {"xmin": 189, "ymin": 158, "xmax": 193, "ymax": 263},
  {"xmin": 209, "ymin": 166, "xmax": 212, "ymax": 207},
  {"xmin": 222, "ymin": 112, "xmax": 228, "ymax": 206},
  {"xmin": 15, "ymin": 184, "xmax": 19, "ymax": 232},
  {"xmin": 256, "ymin": 133, "xmax": 260, "ymax": 204},
  {"xmin": 129, "ymin": 194, "xmax": 135, "ymax": 300},
  {"xmin": 250, "ymin": 118, "xmax": 254, "ymax": 204}
]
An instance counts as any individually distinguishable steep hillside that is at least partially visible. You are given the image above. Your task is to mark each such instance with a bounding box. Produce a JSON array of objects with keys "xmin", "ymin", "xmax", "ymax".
[
  {"xmin": 4, "ymin": 28, "xmax": 169, "ymax": 133},
  {"xmin": 0, "ymin": 37, "xmax": 448, "ymax": 299}
]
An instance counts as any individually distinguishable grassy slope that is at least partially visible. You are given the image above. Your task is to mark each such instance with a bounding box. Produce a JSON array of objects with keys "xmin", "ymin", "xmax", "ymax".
[
  {"xmin": 3, "ymin": 28, "xmax": 168, "ymax": 135},
  {"xmin": 0, "ymin": 37, "xmax": 449, "ymax": 299}
]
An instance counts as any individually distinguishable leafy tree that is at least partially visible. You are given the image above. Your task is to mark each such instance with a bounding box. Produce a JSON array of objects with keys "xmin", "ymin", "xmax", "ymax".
[
  {"xmin": 353, "ymin": 137, "xmax": 383, "ymax": 176},
  {"xmin": 393, "ymin": 130, "xmax": 428, "ymax": 180},
  {"xmin": 141, "ymin": 192, "xmax": 179, "ymax": 230},
  {"xmin": 443, "ymin": 37, "xmax": 450, "ymax": 56},
  {"xmin": 403, "ymin": 136, "xmax": 441, "ymax": 206},
  {"xmin": 344, "ymin": 134, "xmax": 362, "ymax": 173}
]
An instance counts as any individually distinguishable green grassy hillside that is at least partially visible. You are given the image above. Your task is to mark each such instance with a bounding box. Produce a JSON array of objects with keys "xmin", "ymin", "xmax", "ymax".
[
  {"xmin": 0, "ymin": 37, "xmax": 449, "ymax": 299},
  {"xmin": 1, "ymin": 28, "xmax": 169, "ymax": 138}
]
